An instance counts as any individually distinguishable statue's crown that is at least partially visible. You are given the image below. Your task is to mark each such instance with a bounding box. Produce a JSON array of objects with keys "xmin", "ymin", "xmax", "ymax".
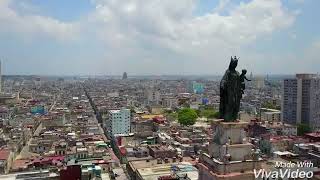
[
  {"xmin": 231, "ymin": 56, "xmax": 238, "ymax": 61},
  {"xmin": 229, "ymin": 56, "xmax": 238, "ymax": 70}
]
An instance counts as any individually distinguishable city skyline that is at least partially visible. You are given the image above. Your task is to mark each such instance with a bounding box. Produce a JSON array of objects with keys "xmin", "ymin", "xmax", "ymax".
[{"xmin": 1, "ymin": 0, "xmax": 320, "ymax": 75}]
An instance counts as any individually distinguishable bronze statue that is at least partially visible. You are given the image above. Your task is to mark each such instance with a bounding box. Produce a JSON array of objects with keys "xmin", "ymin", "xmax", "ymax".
[{"xmin": 219, "ymin": 56, "xmax": 245, "ymax": 121}]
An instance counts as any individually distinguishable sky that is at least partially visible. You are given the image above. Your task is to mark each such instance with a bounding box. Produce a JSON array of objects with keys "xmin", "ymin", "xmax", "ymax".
[{"xmin": 0, "ymin": 0, "xmax": 320, "ymax": 76}]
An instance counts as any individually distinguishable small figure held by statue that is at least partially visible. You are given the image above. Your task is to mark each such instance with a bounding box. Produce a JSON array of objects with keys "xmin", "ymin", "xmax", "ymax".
[{"xmin": 239, "ymin": 69, "xmax": 251, "ymax": 96}]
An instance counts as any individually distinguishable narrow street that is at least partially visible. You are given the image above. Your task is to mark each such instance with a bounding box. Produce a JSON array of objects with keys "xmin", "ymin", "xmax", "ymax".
[
  {"xmin": 15, "ymin": 99, "xmax": 56, "ymax": 160},
  {"xmin": 15, "ymin": 123, "xmax": 42, "ymax": 160}
]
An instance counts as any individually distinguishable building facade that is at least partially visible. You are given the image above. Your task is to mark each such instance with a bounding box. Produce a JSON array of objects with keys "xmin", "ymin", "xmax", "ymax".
[
  {"xmin": 107, "ymin": 108, "xmax": 131, "ymax": 137},
  {"xmin": 260, "ymin": 108, "xmax": 281, "ymax": 122},
  {"xmin": 145, "ymin": 88, "xmax": 161, "ymax": 105},
  {"xmin": 282, "ymin": 74, "xmax": 320, "ymax": 130},
  {"xmin": 192, "ymin": 82, "xmax": 204, "ymax": 94}
]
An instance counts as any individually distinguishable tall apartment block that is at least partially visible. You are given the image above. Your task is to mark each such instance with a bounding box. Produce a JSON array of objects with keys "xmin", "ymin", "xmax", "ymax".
[
  {"xmin": 282, "ymin": 74, "xmax": 320, "ymax": 130},
  {"xmin": 106, "ymin": 108, "xmax": 131, "ymax": 138}
]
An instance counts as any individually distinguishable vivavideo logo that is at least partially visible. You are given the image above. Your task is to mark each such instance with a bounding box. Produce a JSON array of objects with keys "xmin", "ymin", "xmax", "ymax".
[
  {"xmin": 254, "ymin": 169, "xmax": 313, "ymax": 179},
  {"xmin": 254, "ymin": 161, "xmax": 314, "ymax": 179}
]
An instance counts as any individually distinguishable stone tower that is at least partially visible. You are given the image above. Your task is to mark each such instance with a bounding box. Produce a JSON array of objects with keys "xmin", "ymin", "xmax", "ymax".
[{"xmin": 122, "ymin": 72, "xmax": 128, "ymax": 80}]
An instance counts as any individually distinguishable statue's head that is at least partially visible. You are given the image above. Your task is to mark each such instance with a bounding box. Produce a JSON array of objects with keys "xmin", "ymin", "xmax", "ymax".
[{"xmin": 229, "ymin": 56, "xmax": 238, "ymax": 71}]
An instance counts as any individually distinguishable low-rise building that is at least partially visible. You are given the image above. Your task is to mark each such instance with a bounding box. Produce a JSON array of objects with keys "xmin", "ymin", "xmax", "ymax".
[
  {"xmin": 148, "ymin": 145, "xmax": 177, "ymax": 159},
  {"xmin": 128, "ymin": 158, "xmax": 198, "ymax": 180},
  {"xmin": 0, "ymin": 149, "xmax": 13, "ymax": 174},
  {"xmin": 260, "ymin": 108, "xmax": 281, "ymax": 122}
]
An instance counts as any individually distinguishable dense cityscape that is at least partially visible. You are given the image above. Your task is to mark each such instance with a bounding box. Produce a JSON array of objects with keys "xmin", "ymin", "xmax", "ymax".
[{"xmin": 0, "ymin": 61, "xmax": 319, "ymax": 179}]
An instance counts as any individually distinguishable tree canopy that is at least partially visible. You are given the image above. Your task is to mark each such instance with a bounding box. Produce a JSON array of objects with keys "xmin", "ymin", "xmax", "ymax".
[
  {"xmin": 178, "ymin": 108, "xmax": 198, "ymax": 126},
  {"xmin": 198, "ymin": 109, "xmax": 219, "ymax": 119},
  {"xmin": 167, "ymin": 112, "xmax": 178, "ymax": 121},
  {"xmin": 262, "ymin": 101, "xmax": 280, "ymax": 110},
  {"xmin": 297, "ymin": 123, "xmax": 311, "ymax": 136}
]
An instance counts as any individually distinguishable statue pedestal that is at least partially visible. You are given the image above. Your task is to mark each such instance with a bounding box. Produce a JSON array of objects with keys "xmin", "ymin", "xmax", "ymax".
[
  {"xmin": 209, "ymin": 120, "xmax": 251, "ymax": 161},
  {"xmin": 211, "ymin": 119, "xmax": 248, "ymax": 145},
  {"xmin": 198, "ymin": 119, "xmax": 264, "ymax": 180}
]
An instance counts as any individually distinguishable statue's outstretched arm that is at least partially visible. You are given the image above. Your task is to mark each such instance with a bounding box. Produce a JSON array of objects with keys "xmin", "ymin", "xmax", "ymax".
[{"xmin": 244, "ymin": 76, "xmax": 251, "ymax": 81}]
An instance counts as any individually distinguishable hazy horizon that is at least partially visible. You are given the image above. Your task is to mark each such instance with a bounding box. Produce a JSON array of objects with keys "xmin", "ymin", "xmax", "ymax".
[{"xmin": 2, "ymin": 73, "xmax": 297, "ymax": 77}]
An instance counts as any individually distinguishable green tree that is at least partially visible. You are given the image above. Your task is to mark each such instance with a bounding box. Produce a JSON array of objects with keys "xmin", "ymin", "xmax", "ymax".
[
  {"xmin": 178, "ymin": 108, "xmax": 198, "ymax": 126},
  {"xmin": 195, "ymin": 109, "xmax": 201, "ymax": 116},
  {"xmin": 262, "ymin": 101, "xmax": 280, "ymax": 110},
  {"xmin": 200, "ymin": 109, "xmax": 217, "ymax": 118},
  {"xmin": 167, "ymin": 112, "xmax": 178, "ymax": 121},
  {"xmin": 130, "ymin": 107, "xmax": 136, "ymax": 114},
  {"xmin": 197, "ymin": 108, "xmax": 220, "ymax": 119},
  {"xmin": 297, "ymin": 123, "xmax": 311, "ymax": 136},
  {"xmin": 163, "ymin": 109, "xmax": 173, "ymax": 114},
  {"xmin": 213, "ymin": 111, "xmax": 220, "ymax": 119}
]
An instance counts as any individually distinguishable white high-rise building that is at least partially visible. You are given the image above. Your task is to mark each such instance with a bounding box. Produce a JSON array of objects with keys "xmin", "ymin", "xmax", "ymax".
[
  {"xmin": 106, "ymin": 108, "xmax": 131, "ymax": 137},
  {"xmin": 282, "ymin": 74, "xmax": 320, "ymax": 130}
]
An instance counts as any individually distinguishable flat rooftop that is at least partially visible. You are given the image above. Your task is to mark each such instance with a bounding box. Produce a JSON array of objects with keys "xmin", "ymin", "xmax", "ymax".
[
  {"xmin": 109, "ymin": 110, "xmax": 121, "ymax": 113},
  {"xmin": 136, "ymin": 162, "xmax": 198, "ymax": 180},
  {"xmin": 129, "ymin": 157, "xmax": 197, "ymax": 170}
]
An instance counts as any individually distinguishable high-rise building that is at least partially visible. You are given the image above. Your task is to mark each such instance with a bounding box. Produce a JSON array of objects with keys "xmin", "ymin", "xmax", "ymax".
[
  {"xmin": 282, "ymin": 74, "xmax": 320, "ymax": 130},
  {"xmin": 122, "ymin": 72, "xmax": 128, "ymax": 80},
  {"xmin": 106, "ymin": 108, "xmax": 131, "ymax": 137}
]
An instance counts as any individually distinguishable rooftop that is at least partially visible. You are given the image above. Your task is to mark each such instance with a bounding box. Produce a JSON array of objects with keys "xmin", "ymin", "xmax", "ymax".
[
  {"xmin": 0, "ymin": 149, "xmax": 10, "ymax": 160},
  {"xmin": 306, "ymin": 132, "xmax": 320, "ymax": 138},
  {"xmin": 136, "ymin": 162, "xmax": 198, "ymax": 180},
  {"xmin": 141, "ymin": 114, "xmax": 164, "ymax": 120}
]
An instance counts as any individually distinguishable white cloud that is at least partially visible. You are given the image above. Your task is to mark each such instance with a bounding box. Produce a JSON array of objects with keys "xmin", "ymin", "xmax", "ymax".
[
  {"xmin": 0, "ymin": 0, "xmax": 78, "ymax": 40},
  {"xmin": 84, "ymin": 0, "xmax": 296, "ymax": 74},
  {"xmin": 0, "ymin": 0, "xmax": 296, "ymax": 50},
  {"xmin": 0, "ymin": 0, "xmax": 299, "ymax": 75},
  {"xmin": 90, "ymin": 0, "xmax": 295, "ymax": 47}
]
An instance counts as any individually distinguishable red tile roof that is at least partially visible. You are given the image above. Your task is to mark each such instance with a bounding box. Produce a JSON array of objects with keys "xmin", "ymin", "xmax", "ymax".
[{"xmin": 0, "ymin": 149, "xmax": 10, "ymax": 160}]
